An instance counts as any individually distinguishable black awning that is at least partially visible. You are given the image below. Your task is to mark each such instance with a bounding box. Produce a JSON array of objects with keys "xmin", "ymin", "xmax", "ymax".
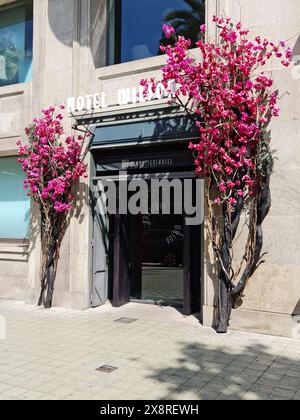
[{"xmin": 92, "ymin": 115, "xmax": 199, "ymax": 146}]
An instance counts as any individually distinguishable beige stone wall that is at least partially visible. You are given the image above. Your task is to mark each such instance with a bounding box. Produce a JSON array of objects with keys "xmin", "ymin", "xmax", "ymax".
[
  {"xmin": 203, "ymin": 0, "xmax": 300, "ymax": 336},
  {"xmin": 0, "ymin": 240, "xmax": 29, "ymax": 300},
  {"xmin": 0, "ymin": 0, "xmax": 299, "ymax": 337},
  {"xmin": 0, "ymin": 0, "xmax": 100, "ymax": 308},
  {"xmin": 27, "ymin": 0, "xmax": 100, "ymax": 308},
  {"xmin": 0, "ymin": 1, "xmax": 33, "ymax": 304}
]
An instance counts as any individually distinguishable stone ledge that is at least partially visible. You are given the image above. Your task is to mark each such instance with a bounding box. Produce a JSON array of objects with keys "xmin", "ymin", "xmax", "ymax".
[
  {"xmin": 96, "ymin": 48, "xmax": 201, "ymax": 81},
  {"xmin": 0, "ymin": 240, "xmax": 29, "ymax": 261},
  {"xmin": 0, "ymin": 82, "xmax": 30, "ymax": 99}
]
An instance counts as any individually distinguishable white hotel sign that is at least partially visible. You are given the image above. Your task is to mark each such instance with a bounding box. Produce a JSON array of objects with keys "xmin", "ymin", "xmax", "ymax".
[{"xmin": 67, "ymin": 81, "xmax": 176, "ymax": 113}]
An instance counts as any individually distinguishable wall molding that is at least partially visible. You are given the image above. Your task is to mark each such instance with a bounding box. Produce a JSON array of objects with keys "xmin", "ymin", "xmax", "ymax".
[{"xmin": 0, "ymin": 82, "xmax": 31, "ymax": 99}]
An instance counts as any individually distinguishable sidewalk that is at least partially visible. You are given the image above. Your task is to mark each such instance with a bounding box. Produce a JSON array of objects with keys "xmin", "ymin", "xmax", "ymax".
[{"xmin": 0, "ymin": 300, "xmax": 299, "ymax": 400}]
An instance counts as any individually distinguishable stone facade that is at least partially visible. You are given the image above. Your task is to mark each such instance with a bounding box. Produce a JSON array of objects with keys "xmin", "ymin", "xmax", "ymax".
[
  {"xmin": 0, "ymin": 0, "xmax": 299, "ymax": 338},
  {"xmin": 203, "ymin": 0, "xmax": 300, "ymax": 337}
]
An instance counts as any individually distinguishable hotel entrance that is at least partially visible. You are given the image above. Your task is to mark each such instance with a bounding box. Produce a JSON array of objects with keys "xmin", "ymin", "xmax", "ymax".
[
  {"xmin": 102, "ymin": 175, "xmax": 202, "ymax": 316},
  {"xmin": 130, "ymin": 211, "xmax": 185, "ymax": 307},
  {"xmin": 89, "ymin": 110, "xmax": 203, "ymax": 315}
]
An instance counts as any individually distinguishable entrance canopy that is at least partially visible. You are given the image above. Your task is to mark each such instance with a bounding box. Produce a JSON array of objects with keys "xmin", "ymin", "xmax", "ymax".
[
  {"xmin": 92, "ymin": 114, "xmax": 199, "ymax": 146},
  {"xmin": 72, "ymin": 103, "xmax": 200, "ymax": 149}
]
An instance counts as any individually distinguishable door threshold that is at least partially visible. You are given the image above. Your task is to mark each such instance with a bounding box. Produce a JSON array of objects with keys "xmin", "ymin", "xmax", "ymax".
[{"xmin": 130, "ymin": 298, "xmax": 183, "ymax": 310}]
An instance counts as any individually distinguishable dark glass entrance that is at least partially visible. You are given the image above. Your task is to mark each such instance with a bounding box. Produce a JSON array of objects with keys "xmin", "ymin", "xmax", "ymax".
[
  {"xmin": 91, "ymin": 135, "xmax": 202, "ymax": 316},
  {"xmin": 106, "ymin": 176, "xmax": 202, "ymax": 315},
  {"xmin": 130, "ymin": 212, "xmax": 184, "ymax": 307}
]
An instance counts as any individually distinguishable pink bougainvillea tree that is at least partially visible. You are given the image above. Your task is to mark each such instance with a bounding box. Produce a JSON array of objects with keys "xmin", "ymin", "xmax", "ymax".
[
  {"xmin": 18, "ymin": 106, "xmax": 91, "ymax": 308},
  {"xmin": 143, "ymin": 17, "xmax": 291, "ymax": 332}
]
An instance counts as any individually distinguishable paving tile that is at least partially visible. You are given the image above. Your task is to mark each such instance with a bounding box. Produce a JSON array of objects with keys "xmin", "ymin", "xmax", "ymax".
[
  {"xmin": 37, "ymin": 394, "xmax": 59, "ymax": 400},
  {"xmin": 19, "ymin": 390, "xmax": 45, "ymax": 400},
  {"xmin": 293, "ymin": 391, "xmax": 300, "ymax": 400},
  {"xmin": 167, "ymin": 391, "xmax": 200, "ymax": 401},
  {"xmin": 67, "ymin": 391, "xmax": 93, "ymax": 400},
  {"xmin": 0, "ymin": 374, "xmax": 14, "ymax": 383},
  {"xmin": 32, "ymin": 382, "xmax": 60, "ymax": 393},
  {"xmin": 0, "ymin": 395, "xmax": 14, "ymax": 400},
  {"xmin": 0, "ymin": 300, "xmax": 299, "ymax": 401},
  {"xmin": 195, "ymin": 389, "xmax": 218, "ymax": 400},
  {"xmin": 2, "ymin": 387, "xmax": 28, "ymax": 398},
  {"xmin": 242, "ymin": 391, "xmax": 270, "ymax": 401},
  {"xmin": 0, "ymin": 383, "xmax": 12, "ymax": 393},
  {"xmin": 270, "ymin": 387, "xmax": 296, "ymax": 399}
]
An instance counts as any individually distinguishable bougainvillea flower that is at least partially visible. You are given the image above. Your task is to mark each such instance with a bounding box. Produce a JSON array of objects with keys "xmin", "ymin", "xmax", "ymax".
[
  {"xmin": 18, "ymin": 106, "xmax": 87, "ymax": 213},
  {"xmin": 142, "ymin": 17, "xmax": 291, "ymax": 207}
]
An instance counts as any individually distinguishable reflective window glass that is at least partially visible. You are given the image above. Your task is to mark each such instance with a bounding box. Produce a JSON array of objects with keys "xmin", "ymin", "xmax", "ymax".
[
  {"xmin": 108, "ymin": 0, "xmax": 205, "ymax": 65},
  {"xmin": 0, "ymin": 157, "xmax": 30, "ymax": 239},
  {"xmin": 0, "ymin": 0, "xmax": 33, "ymax": 87}
]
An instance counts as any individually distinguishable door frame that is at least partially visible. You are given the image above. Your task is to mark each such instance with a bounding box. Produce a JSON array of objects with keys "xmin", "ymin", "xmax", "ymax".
[{"xmin": 94, "ymin": 172, "xmax": 203, "ymax": 315}]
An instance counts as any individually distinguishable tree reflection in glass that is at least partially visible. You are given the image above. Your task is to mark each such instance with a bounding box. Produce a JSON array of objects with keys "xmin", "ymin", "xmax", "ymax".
[{"xmin": 160, "ymin": 0, "xmax": 205, "ymax": 52}]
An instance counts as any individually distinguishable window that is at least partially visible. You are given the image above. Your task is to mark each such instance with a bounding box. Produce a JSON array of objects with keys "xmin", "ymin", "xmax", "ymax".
[
  {"xmin": 0, "ymin": 157, "xmax": 30, "ymax": 239},
  {"xmin": 107, "ymin": 0, "xmax": 205, "ymax": 65},
  {"xmin": 0, "ymin": 0, "xmax": 33, "ymax": 87}
]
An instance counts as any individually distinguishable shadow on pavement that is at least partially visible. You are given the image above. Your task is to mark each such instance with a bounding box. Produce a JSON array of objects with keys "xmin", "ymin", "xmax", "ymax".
[{"xmin": 144, "ymin": 340, "xmax": 300, "ymax": 400}]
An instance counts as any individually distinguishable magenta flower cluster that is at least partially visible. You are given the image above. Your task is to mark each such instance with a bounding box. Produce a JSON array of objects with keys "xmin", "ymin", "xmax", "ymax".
[
  {"xmin": 162, "ymin": 24, "xmax": 175, "ymax": 39},
  {"xmin": 158, "ymin": 17, "xmax": 292, "ymax": 206},
  {"xmin": 17, "ymin": 105, "xmax": 87, "ymax": 213}
]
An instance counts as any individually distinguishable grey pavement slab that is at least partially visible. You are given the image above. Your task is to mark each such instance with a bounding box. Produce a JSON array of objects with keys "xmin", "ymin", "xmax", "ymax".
[{"xmin": 0, "ymin": 300, "xmax": 299, "ymax": 401}]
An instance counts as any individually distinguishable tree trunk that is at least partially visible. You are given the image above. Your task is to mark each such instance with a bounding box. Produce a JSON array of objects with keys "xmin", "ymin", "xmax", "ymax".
[
  {"xmin": 216, "ymin": 205, "xmax": 233, "ymax": 333},
  {"xmin": 38, "ymin": 278, "xmax": 46, "ymax": 307},
  {"xmin": 44, "ymin": 259, "xmax": 55, "ymax": 309},
  {"xmin": 215, "ymin": 172, "xmax": 271, "ymax": 333},
  {"xmin": 216, "ymin": 271, "xmax": 232, "ymax": 333},
  {"xmin": 38, "ymin": 219, "xmax": 61, "ymax": 309}
]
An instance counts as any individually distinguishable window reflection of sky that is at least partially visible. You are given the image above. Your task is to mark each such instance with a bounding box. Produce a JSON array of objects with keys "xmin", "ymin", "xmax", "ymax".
[{"xmin": 121, "ymin": 0, "xmax": 192, "ymax": 62}]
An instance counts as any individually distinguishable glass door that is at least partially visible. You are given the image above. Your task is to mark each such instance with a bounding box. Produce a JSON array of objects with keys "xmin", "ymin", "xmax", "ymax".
[
  {"xmin": 108, "ymin": 178, "xmax": 201, "ymax": 314},
  {"xmin": 139, "ymin": 213, "xmax": 184, "ymax": 307},
  {"xmin": 129, "ymin": 183, "xmax": 185, "ymax": 307}
]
